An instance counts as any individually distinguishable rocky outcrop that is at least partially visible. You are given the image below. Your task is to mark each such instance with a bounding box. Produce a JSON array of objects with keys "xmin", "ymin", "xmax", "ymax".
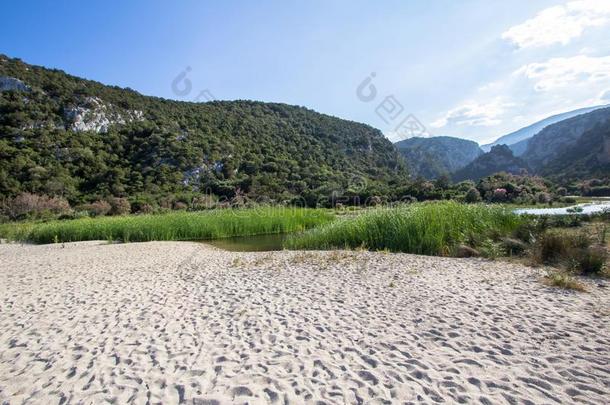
[
  {"xmin": 0, "ymin": 76, "xmax": 30, "ymax": 92},
  {"xmin": 63, "ymin": 96, "xmax": 144, "ymax": 133}
]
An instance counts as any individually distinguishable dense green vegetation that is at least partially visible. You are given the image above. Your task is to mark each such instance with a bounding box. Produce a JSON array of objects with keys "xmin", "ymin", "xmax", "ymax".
[
  {"xmin": 0, "ymin": 207, "xmax": 334, "ymax": 244},
  {"xmin": 0, "ymin": 55, "xmax": 408, "ymax": 207},
  {"xmin": 286, "ymin": 202, "xmax": 524, "ymax": 256},
  {"xmin": 395, "ymin": 172, "xmax": 555, "ymax": 205}
]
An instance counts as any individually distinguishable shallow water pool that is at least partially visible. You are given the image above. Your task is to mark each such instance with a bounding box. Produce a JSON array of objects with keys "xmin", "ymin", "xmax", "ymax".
[
  {"xmin": 203, "ymin": 233, "xmax": 287, "ymax": 252},
  {"xmin": 514, "ymin": 201, "xmax": 610, "ymax": 216}
]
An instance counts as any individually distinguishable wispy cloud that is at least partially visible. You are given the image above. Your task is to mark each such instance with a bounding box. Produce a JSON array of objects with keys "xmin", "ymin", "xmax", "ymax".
[
  {"xmin": 431, "ymin": 99, "xmax": 516, "ymax": 128},
  {"xmin": 502, "ymin": 0, "xmax": 610, "ymax": 48},
  {"xmin": 515, "ymin": 55, "xmax": 610, "ymax": 91}
]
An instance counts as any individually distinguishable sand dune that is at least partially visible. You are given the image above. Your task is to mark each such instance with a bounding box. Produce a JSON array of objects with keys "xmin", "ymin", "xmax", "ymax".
[{"xmin": 0, "ymin": 241, "xmax": 608, "ymax": 404}]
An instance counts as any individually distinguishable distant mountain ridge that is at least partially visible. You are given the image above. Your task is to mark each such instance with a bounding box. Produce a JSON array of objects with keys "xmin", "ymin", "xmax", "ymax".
[
  {"xmin": 522, "ymin": 107, "xmax": 610, "ymax": 171},
  {"xmin": 481, "ymin": 105, "xmax": 609, "ymax": 153},
  {"xmin": 539, "ymin": 120, "xmax": 610, "ymax": 181},
  {"xmin": 394, "ymin": 136, "xmax": 483, "ymax": 179},
  {"xmin": 451, "ymin": 106, "xmax": 610, "ymax": 183}
]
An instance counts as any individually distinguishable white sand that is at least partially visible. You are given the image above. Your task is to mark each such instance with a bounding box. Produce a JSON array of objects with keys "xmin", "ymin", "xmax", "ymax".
[{"xmin": 0, "ymin": 241, "xmax": 608, "ymax": 404}]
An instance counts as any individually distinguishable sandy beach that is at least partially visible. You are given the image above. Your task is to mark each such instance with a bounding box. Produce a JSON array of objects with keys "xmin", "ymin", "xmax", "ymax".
[{"xmin": 0, "ymin": 241, "xmax": 608, "ymax": 404}]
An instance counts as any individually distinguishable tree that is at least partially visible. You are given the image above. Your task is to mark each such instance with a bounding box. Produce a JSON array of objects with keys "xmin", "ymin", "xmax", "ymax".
[{"xmin": 464, "ymin": 187, "xmax": 481, "ymax": 203}]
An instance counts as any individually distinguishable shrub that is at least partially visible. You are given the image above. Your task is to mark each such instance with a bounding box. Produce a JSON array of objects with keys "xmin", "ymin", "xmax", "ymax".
[
  {"xmin": 556, "ymin": 187, "xmax": 567, "ymax": 197},
  {"xmin": 492, "ymin": 188, "xmax": 508, "ymax": 202},
  {"xmin": 108, "ymin": 197, "xmax": 131, "ymax": 215},
  {"xmin": 589, "ymin": 186, "xmax": 610, "ymax": 197},
  {"xmin": 532, "ymin": 230, "xmax": 607, "ymax": 275},
  {"xmin": 82, "ymin": 200, "xmax": 111, "ymax": 217},
  {"xmin": 192, "ymin": 194, "xmax": 218, "ymax": 210},
  {"xmin": 159, "ymin": 196, "xmax": 175, "ymax": 209},
  {"xmin": 569, "ymin": 246, "xmax": 607, "ymax": 275},
  {"xmin": 455, "ymin": 245, "xmax": 480, "ymax": 258},
  {"xmin": 533, "ymin": 231, "xmax": 584, "ymax": 265},
  {"xmin": 537, "ymin": 192, "xmax": 551, "ymax": 204},
  {"xmin": 137, "ymin": 203, "xmax": 154, "ymax": 214},
  {"xmin": 479, "ymin": 239, "xmax": 504, "ymax": 259},
  {"xmin": 513, "ymin": 221, "xmax": 537, "ymax": 244},
  {"xmin": 1, "ymin": 193, "xmax": 71, "ymax": 220},
  {"xmin": 464, "ymin": 188, "xmax": 481, "ymax": 203},
  {"xmin": 173, "ymin": 201, "xmax": 188, "ymax": 210},
  {"xmin": 501, "ymin": 237, "xmax": 528, "ymax": 256}
]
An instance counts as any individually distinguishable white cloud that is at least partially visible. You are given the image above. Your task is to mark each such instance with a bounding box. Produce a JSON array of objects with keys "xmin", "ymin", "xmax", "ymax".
[
  {"xmin": 601, "ymin": 89, "xmax": 610, "ymax": 101},
  {"xmin": 502, "ymin": 0, "xmax": 610, "ymax": 48},
  {"xmin": 515, "ymin": 55, "xmax": 610, "ymax": 91},
  {"xmin": 431, "ymin": 99, "xmax": 516, "ymax": 128}
]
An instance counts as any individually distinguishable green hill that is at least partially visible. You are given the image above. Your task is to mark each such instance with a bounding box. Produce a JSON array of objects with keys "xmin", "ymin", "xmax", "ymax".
[{"xmin": 0, "ymin": 55, "xmax": 408, "ymax": 206}]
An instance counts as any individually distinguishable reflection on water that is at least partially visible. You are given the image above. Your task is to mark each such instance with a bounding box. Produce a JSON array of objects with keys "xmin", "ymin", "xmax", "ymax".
[{"xmin": 203, "ymin": 233, "xmax": 287, "ymax": 252}]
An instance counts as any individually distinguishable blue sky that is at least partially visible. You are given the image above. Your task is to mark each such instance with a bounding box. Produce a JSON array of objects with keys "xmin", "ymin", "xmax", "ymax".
[{"xmin": 2, "ymin": 0, "xmax": 610, "ymax": 144}]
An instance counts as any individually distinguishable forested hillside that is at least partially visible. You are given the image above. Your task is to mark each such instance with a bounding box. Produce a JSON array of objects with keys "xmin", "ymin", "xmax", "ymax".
[
  {"xmin": 395, "ymin": 136, "xmax": 482, "ymax": 179},
  {"xmin": 522, "ymin": 107, "xmax": 610, "ymax": 171},
  {"xmin": 539, "ymin": 120, "xmax": 610, "ymax": 182},
  {"xmin": 452, "ymin": 145, "xmax": 530, "ymax": 182},
  {"xmin": 0, "ymin": 55, "xmax": 409, "ymax": 207}
]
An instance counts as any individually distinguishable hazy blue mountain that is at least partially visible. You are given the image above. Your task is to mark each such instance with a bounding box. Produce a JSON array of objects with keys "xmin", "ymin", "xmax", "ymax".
[
  {"xmin": 482, "ymin": 105, "xmax": 609, "ymax": 153},
  {"xmin": 451, "ymin": 107, "xmax": 610, "ymax": 182},
  {"xmin": 508, "ymin": 138, "xmax": 530, "ymax": 156},
  {"xmin": 522, "ymin": 107, "xmax": 610, "ymax": 171},
  {"xmin": 394, "ymin": 136, "xmax": 483, "ymax": 179},
  {"xmin": 539, "ymin": 119, "xmax": 610, "ymax": 181}
]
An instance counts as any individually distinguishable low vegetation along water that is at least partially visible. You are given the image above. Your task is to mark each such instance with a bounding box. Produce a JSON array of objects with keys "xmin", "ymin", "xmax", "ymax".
[
  {"xmin": 287, "ymin": 202, "xmax": 524, "ymax": 256},
  {"xmin": 1, "ymin": 203, "xmax": 528, "ymax": 258},
  {"xmin": 0, "ymin": 208, "xmax": 333, "ymax": 244}
]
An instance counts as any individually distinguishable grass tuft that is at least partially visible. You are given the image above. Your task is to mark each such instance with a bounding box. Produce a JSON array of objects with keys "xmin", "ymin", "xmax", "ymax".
[
  {"xmin": 532, "ymin": 229, "xmax": 608, "ymax": 275},
  {"xmin": 541, "ymin": 272, "xmax": 587, "ymax": 292}
]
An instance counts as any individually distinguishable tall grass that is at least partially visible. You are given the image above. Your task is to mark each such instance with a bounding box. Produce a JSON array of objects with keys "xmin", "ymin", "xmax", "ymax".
[
  {"xmin": 286, "ymin": 202, "xmax": 525, "ymax": 256},
  {"xmin": 0, "ymin": 207, "xmax": 334, "ymax": 244}
]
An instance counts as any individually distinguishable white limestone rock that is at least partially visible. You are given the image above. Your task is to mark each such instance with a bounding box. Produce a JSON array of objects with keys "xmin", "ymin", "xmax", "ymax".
[{"xmin": 0, "ymin": 76, "xmax": 30, "ymax": 92}]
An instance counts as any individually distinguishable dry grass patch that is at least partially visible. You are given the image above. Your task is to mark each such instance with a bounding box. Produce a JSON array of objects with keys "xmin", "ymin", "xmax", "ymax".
[{"xmin": 541, "ymin": 272, "xmax": 587, "ymax": 292}]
